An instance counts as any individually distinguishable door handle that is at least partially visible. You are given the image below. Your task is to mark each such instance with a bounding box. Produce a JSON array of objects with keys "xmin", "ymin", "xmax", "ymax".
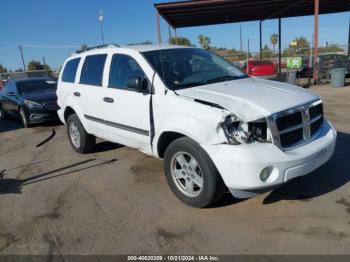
[
  {"xmin": 103, "ymin": 97, "xmax": 114, "ymax": 103},
  {"xmin": 73, "ymin": 92, "xmax": 81, "ymax": 97}
]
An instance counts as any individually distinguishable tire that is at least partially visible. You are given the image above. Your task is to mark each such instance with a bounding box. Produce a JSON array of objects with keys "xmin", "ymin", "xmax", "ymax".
[
  {"xmin": 19, "ymin": 107, "xmax": 29, "ymax": 128},
  {"xmin": 66, "ymin": 114, "xmax": 96, "ymax": 153},
  {"xmin": 164, "ymin": 137, "xmax": 225, "ymax": 208},
  {"xmin": 0, "ymin": 105, "xmax": 7, "ymax": 120}
]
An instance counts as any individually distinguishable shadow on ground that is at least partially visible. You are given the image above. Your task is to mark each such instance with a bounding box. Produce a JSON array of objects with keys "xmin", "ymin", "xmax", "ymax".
[
  {"xmin": 0, "ymin": 158, "xmax": 117, "ymax": 194},
  {"xmin": 0, "ymin": 120, "xmax": 22, "ymax": 133},
  {"xmin": 263, "ymin": 131, "xmax": 350, "ymax": 204},
  {"xmin": 93, "ymin": 141, "xmax": 125, "ymax": 153},
  {"xmin": 0, "ymin": 119, "xmax": 62, "ymax": 133}
]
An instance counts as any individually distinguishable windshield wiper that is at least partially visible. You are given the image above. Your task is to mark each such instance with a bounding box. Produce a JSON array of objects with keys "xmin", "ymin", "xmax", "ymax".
[
  {"xmin": 175, "ymin": 81, "xmax": 206, "ymax": 89},
  {"xmin": 204, "ymin": 75, "xmax": 246, "ymax": 84}
]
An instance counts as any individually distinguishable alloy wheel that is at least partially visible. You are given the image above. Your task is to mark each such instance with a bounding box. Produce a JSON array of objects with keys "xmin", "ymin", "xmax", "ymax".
[
  {"xmin": 170, "ymin": 152, "xmax": 204, "ymax": 197},
  {"xmin": 69, "ymin": 121, "xmax": 81, "ymax": 148}
]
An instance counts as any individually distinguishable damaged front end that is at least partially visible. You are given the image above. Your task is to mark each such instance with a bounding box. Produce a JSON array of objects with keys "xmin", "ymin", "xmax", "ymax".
[{"xmin": 221, "ymin": 114, "xmax": 271, "ymax": 145}]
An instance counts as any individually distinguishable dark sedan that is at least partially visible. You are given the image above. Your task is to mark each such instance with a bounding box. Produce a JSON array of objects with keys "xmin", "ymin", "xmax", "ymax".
[{"xmin": 0, "ymin": 78, "xmax": 59, "ymax": 127}]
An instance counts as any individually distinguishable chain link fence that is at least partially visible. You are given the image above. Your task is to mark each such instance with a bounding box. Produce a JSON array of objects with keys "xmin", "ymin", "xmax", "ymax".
[{"xmin": 221, "ymin": 44, "xmax": 350, "ymax": 86}]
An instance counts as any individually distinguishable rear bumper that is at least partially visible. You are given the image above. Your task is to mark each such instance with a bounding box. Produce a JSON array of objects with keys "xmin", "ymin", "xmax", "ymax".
[{"xmin": 201, "ymin": 120, "xmax": 337, "ymax": 198}]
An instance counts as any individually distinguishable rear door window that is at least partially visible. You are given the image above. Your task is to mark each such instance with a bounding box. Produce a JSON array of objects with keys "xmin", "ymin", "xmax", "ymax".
[
  {"xmin": 80, "ymin": 54, "xmax": 107, "ymax": 86},
  {"xmin": 62, "ymin": 58, "xmax": 80, "ymax": 83}
]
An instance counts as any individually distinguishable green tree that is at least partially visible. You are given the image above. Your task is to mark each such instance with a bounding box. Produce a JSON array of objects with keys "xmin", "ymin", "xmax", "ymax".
[
  {"xmin": 0, "ymin": 64, "xmax": 7, "ymax": 74},
  {"xmin": 261, "ymin": 44, "xmax": 273, "ymax": 59},
  {"xmin": 270, "ymin": 33, "xmax": 278, "ymax": 52},
  {"xmin": 198, "ymin": 34, "xmax": 211, "ymax": 49},
  {"xmin": 319, "ymin": 44, "xmax": 344, "ymax": 53},
  {"xmin": 128, "ymin": 41, "xmax": 153, "ymax": 45},
  {"xmin": 289, "ymin": 37, "xmax": 310, "ymax": 52},
  {"xmin": 169, "ymin": 36, "xmax": 192, "ymax": 46},
  {"xmin": 27, "ymin": 60, "xmax": 51, "ymax": 71},
  {"xmin": 77, "ymin": 44, "xmax": 89, "ymax": 53}
]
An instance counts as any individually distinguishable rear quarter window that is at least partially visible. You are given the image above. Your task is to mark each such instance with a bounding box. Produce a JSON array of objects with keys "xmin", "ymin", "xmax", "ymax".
[
  {"xmin": 80, "ymin": 54, "xmax": 107, "ymax": 86},
  {"xmin": 62, "ymin": 58, "xmax": 81, "ymax": 83}
]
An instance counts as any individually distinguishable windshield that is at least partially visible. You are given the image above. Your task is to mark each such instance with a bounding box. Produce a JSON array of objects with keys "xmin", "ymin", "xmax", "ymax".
[
  {"xmin": 143, "ymin": 48, "xmax": 247, "ymax": 90},
  {"xmin": 17, "ymin": 80, "xmax": 57, "ymax": 95}
]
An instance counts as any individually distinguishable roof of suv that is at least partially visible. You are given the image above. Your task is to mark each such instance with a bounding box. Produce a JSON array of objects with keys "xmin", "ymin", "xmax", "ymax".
[
  {"xmin": 71, "ymin": 44, "xmax": 194, "ymax": 58},
  {"xmin": 124, "ymin": 44, "xmax": 193, "ymax": 52}
]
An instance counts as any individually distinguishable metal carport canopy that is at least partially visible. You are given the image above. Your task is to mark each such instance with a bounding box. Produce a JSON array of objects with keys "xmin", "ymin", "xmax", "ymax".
[{"xmin": 155, "ymin": 0, "xmax": 350, "ymax": 28}]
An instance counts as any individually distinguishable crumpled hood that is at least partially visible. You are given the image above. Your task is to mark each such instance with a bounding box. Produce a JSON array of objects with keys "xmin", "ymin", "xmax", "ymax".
[{"xmin": 176, "ymin": 77, "xmax": 320, "ymax": 121}]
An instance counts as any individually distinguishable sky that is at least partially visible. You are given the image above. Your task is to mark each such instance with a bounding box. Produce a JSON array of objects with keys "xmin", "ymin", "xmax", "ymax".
[{"xmin": 0, "ymin": 0, "xmax": 349, "ymax": 70}]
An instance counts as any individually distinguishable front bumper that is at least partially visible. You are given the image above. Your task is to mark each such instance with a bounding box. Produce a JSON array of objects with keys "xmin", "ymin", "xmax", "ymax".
[
  {"xmin": 26, "ymin": 109, "xmax": 58, "ymax": 123},
  {"xmin": 201, "ymin": 120, "xmax": 337, "ymax": 198}
]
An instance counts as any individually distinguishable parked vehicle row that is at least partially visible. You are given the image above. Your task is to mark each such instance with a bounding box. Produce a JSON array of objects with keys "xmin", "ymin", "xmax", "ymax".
[
  {"xmin": 241, "ymin": 60, "xmax": 277, "ymax": 79},
  {"xmin": 0, "ymin": 78, "xmax": 59, "ymax": 127},
  {"xmin": 297, "ymin": 54, "xmax": 350, "ymax": 78},
  {"xmin": 54, "ymin": 44, "xmax": 336, "ymax": 207}
]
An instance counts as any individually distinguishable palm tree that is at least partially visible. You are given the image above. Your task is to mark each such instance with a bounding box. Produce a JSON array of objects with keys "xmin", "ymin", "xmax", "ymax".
[
  {"xmin": 198, "ymin": 34, "xmax": 211, "ymax": 49},
  {"xmin": 270, "ymin": 33, "xmax": 278, "ymax": 52}
]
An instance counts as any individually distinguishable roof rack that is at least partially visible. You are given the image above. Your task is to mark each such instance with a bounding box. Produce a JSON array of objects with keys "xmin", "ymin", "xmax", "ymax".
[{"xmin": 75, "ymin": 43, "xmax": 120, "ymax": 54}]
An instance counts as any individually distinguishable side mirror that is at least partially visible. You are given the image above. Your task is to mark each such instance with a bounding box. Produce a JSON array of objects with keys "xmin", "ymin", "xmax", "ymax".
[{"xmin": 127, "ymin": 76, "xmax": 148, "ymax": 93}]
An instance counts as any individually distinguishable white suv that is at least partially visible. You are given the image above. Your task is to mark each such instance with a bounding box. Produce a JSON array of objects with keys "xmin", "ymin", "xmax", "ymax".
[{"xmin": 57, "ymin": 44, "xmax": 336, "ymax": 207}]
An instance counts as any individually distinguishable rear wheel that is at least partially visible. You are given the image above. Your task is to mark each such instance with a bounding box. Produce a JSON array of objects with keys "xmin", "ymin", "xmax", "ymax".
[
  {"xmin": 66, "ymin": 114, "xmax": 96, "ymax": 153},
  {"xmin": 164, "ymin": 137, "xmax": 225, "ymax": 208},
  {"xmin": 19, "ymin": 108, "xmax": 29, "ymax": 128}
]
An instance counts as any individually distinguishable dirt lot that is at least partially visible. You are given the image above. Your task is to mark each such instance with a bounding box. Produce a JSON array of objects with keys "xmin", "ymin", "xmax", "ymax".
[{"xmin": 0, "ymin": 84, "xmax": 349, "ymax": 255}]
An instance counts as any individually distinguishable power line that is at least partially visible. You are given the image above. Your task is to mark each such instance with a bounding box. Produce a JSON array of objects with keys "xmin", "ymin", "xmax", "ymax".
[{"xmin": 0, "ymin": 45, "xmax": 79, "ymax": 50}]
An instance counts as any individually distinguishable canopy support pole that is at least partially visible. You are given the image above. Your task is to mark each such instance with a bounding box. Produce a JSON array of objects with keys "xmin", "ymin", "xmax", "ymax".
[
  {"xmin": 259, "ymin": 21, "xmax": 262, "ymax": 60},
  {"xmin": 278, "ymin": 18, "xmax": 282, "ymax": 77},
  {"xmin": 313, "ymin": 0, "xmax": 319, "ymax": 84},
  {"xmin": 156, "ymin": 11, "xmax": 162, "ymax": 44},
  {"xmin": 168, "ymin": 25, "xmax": 172, "ymax": 43},
  {"xmin": 347, "ymin": 19, "xmax": 350, "ymax": 57}
]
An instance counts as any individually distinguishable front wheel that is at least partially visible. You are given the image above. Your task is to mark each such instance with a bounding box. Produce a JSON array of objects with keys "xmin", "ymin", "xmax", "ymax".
[
  {"xmin": 0, "ymin": 105, "xmax": 7, "ymax": 121},
  {"xmin": 19, "ymin": 107, "xmax": 29, "ymax": 128},
  {"xmin": 66, "ymin": 114, "xmax": 96, "ymax": 153},
  {"xmin": 164, "ymin": 137, "xmax": 225, "ymax": 208}
]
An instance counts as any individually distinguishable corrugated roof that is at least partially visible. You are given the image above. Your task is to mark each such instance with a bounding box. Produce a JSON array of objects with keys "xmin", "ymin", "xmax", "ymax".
[{"xmin": 155, "ymin": 0, "xmax": 350, "ymax": 28}]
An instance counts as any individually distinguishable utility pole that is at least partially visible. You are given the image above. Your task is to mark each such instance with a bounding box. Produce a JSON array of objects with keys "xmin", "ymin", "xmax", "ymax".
[
  {"xmin": 18, "ymin": 45, "xmax": 26, "ymax": 72},
  {"xmin": 240, "ymin": 25, "xmax": 242, "ymax": 53},
  {"xmin": 99, "ymin": 10, "xmax": 105, "ymax": 45}
]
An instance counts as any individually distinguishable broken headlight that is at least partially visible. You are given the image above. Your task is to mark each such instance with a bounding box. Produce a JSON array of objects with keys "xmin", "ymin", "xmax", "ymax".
[{"xmin": 222, "ymin": 115, "xmax": 269, "ymax": 144}]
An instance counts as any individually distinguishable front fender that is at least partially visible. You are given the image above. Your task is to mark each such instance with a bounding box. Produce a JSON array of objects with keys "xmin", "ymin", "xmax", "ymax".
[{"xmin": 154, "ymin": 112, "xmax": 226, "ymax": 150}]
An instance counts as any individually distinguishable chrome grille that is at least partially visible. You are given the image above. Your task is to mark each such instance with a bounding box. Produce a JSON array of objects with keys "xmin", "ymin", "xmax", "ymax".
[
  {"xmin": 43, "ymin": 101, "xmax": 60, "ymax": 111},
  {"xmin": 268, "ymin": 100, "xmax": 324, "ymax": 150}
]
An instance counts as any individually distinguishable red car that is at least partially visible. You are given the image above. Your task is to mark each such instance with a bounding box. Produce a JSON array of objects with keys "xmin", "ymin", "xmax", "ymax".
[{"xmin": 242, "ymin": 60, "xmax": 277, "ymax": 79}]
